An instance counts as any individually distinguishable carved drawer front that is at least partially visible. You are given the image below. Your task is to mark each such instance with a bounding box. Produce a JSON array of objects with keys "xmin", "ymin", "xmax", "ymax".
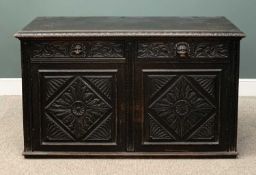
[
  {"xmin": 31, "ymin": 67, "xmax": 126, "ymax": 151},
  {"xmin": 30, "ymin": 40, "xmax": 125, "ymax": 60},
  {"xmin": 135, "ymin": 68, "xmax": 228, "ymax": 152},
  {"xmin": 137, "ymin": 39, "xmax": 230, "ymax": 61}
]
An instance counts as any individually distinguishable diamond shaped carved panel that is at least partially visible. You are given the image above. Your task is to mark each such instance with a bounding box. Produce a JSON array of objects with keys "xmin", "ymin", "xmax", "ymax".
[
  {"xmin": 43, "ymin": 75, "xmax": 115, "ymax": 142},
  {"xmin": 146, "ymin": 74, "xmax": 218, "ymax": 142}
]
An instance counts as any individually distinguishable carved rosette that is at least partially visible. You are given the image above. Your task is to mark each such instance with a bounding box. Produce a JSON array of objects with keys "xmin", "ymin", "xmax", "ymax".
[
  {"xmin": 147, "ymin": 75, "xmax": 217, "ymax": 141},
  {"xmin": 44, "ymin": 75, "xmax": 114, "ymax": 141}
]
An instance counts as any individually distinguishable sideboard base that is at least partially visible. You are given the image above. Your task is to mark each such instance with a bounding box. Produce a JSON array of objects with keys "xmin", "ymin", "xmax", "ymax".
[{"xmin": 23, "ymin": 151, "xmax": 238, "ymax": 159}]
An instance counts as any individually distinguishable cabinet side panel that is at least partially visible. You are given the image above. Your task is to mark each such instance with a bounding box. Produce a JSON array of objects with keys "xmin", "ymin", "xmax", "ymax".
[
  {"xmin": 21, "ymin": 40, "xmax": 33, "ymax": 152},
  {"xmin": 228, "ymin": 40, "xmax": 241, "ymax": 152}
]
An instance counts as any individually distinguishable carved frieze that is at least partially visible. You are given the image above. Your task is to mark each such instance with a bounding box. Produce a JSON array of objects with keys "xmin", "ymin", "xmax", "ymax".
[
  {"xmin": 137, "ymin": 42, "xmax": 172, "ymax": 58},
  {"xmin": 31, "ymin": 41, "xmax": 124, "ymax": 58},
  {"xmin": 194, "ymin": 43, "xmax": 228, "ymax": 58},
  {"xmin": 137, "ymin": 41, "xmax": 229, "ymax": 59}
]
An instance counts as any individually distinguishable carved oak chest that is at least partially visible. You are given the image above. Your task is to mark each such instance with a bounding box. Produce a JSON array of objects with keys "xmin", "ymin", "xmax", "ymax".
[{"xmin": 15, "ymin": 17, "xmax": 245, "ymax": 158}]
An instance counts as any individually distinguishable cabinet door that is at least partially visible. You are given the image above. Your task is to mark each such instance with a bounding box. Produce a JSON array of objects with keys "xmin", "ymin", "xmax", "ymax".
[
  {"xmin": 30, "ymin": 63, "xmax": 126, "ymax": 152},
  {"xmin": 134, "ymin": 63, "xmax": 231, "ymax": 152}
]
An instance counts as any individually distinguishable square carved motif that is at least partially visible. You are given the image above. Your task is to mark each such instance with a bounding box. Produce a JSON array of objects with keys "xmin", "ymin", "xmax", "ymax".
[
  {"xmin": 145, "ymin": 74, "xmax": 219, "ymax": 142},
  {"xmin": 41, "ymin": 74, "xmax": 115, "ymax": 142}
]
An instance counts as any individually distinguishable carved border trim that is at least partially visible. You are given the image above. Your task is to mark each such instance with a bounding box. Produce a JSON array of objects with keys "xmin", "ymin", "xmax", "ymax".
[{"xmin": 14, "ymin": 31, "xmax": 245, "ymax": 38}]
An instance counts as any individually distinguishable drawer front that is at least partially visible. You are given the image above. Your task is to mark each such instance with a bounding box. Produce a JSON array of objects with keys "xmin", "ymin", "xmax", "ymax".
[
  {"xmin": 29, "ymin": 40, "xmax": 126, "ymax": 62},
  {"xmin": 30, "ymin": 63, "xmax": 127, "ymax": 152},
  {"xmin": 136, "ymin": 38, "xmax": 231, "ymax": 62},
  {"xmin": 134, "ymin": 63, "xmax": 232, "ymax": 152}
]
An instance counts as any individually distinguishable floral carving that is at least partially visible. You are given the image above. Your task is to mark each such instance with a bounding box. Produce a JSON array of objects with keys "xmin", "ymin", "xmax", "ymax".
[
  {"xmin": 194, "ymin": 43, "xmax": 228, "ymax": 58},
  {"xmin": 31, "ymin": 41, "xmax": 124, "ymax": 58},
  {"xmin": 137, "ymin": 41, "xmax": 229, "ymax": 59},
  {"xmin": 32, "ymin": 42, "xmax": 69, "ymax": 57},
  {"xmin": 45, "ymin": 76, "xmax": 112, "ymax": 140},
  {"xmin": 138, "ymin": 42, "xmax": 171, "ymax": 58},
  {"xmin": 149, "ymin": 76, "xmax": 216, "ymax": 140},
  {"xmin": 89, "ymin": 41, "xmax": 123, "ymax": 57}
]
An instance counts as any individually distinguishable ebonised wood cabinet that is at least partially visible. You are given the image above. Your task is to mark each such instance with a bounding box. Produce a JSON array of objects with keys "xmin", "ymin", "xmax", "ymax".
[{"xmin": 15, "ymin": 17, "xmax": 245, "ymax": 158}]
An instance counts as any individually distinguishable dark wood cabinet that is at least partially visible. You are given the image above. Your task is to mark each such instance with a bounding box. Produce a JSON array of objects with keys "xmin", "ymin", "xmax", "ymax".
[{"xmin": 15, "ymin": 17, "xmax": 245, "ymax": 158}]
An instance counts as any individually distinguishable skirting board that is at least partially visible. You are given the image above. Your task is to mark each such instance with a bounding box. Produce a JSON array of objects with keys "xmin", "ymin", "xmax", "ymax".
[{"xmin": 0, "ymin": 78, "xmax": 255, "ymax": 96}]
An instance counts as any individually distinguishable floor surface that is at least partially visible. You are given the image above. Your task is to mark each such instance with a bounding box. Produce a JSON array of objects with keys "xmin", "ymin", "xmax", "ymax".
[{"xmin": 0, "ymin": 96, "xmax": 255, "ymax": 175}]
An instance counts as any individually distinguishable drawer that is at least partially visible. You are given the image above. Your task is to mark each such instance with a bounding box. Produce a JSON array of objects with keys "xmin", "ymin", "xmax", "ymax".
[
  {"xmin": 136, "ymin": 38, "xmax": 232, "ymax": 63},
  {"xmin": 28, "ymin": 40, "xmax": 126, "ymax": 62}
]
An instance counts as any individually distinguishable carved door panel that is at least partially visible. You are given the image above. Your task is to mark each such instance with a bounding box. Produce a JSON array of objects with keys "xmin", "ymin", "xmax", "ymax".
[
  {"xmin": 134, "ymin": 63, "xmax": 230, "ymax": 152},
  {"xmin": 31, "ymin": 64, "xmax": 126, "ymax": 152}
]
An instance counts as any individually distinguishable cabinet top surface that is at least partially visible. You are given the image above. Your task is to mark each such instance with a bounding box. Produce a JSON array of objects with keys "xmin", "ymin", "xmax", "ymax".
[{"xmin": 15, "ymin": 16, "xmax": 245, "ymax": 38}]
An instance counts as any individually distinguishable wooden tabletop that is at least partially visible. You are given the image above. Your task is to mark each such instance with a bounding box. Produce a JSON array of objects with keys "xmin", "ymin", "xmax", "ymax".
[{"xmin": 15, "ymin": 16, "xmax": 245, "ymax": 38}]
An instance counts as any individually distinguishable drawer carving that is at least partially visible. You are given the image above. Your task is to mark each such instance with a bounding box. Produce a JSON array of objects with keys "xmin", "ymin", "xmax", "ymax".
[
  {"xmin": 137, "ymin": 42, "xmax": 171, "ymax": 58},
  {"xmin": 90, "ymin": 41, "xmax": 123, "ymax": 57},
  {"xmin": 145, "ymin": 74, "xmax": 218, "ymax": 142},
  {"xmin": 194, "ymin": 43, "xmax": 228, "ymax": 58},
  {"xmin": 31, "ymin": 41, "xmax": 124, "ymax": 58},
  {"xmin": 137, "ymin": 41, "xmax": 229, "ymax": 59},
  {"xmin": 43, "ymin": 75, "xmax": 114, "ymax": 142},
  {"xmin": 32, "ymin": 42, "xmax": 69, "ymax": 58}
]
